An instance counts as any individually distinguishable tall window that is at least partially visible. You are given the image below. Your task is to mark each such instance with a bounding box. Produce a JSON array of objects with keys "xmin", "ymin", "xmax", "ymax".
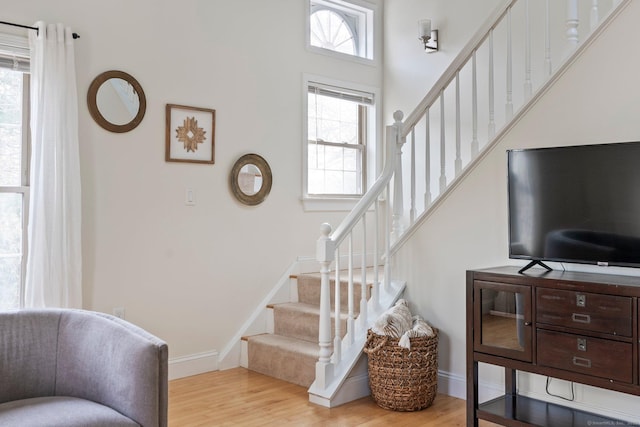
[
  {"xmin": 0, "ymin": 35, "xmax": 30, "ymax": 310},
  {"xmin": 308, "ymin": 0, "xmax": 374, "ymax": 61},
  {"xmin": 304, "ymin": 78, "xmax": 375, "ymax": 200}
]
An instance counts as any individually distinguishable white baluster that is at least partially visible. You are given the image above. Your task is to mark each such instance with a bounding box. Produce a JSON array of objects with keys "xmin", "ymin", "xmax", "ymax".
[
  {"xmin": 372, "ymin": 202, "xmax": 379, "ymax": 310},
  {"xmin": 332, "ymin": 248, "xmax": 341, "ymax": 364},
  {"xmin": 315, "ymin": 223, "xmax": 335, "ymax": 387},
  {"xmin": 455, "ymin": 71, "xmax": 462, "ymax": 176},
  {"xmin": 590, "ymin": 0, "xmax": 599, "ymax": 31},
  {"xmin": 545, "ymin": 0, "xmax": 552, "ymax": 77},
  {"xmin": 439, "ymin": 92, "xmax": 446, "ymax": 193},
  {"xmin": 347, "ymin": 233, "xmax": 354, "ymax": 346},
  {"xmin": 359, "ymin": 216, "xmax": 368, "ymax": 330},
  {"xmin": 384, "ymin": 179, "xmax": 392, "ymax": 293},
  {"xmin": 392, "ymin": 111, "xmax": 405, "ymax": 240},
  {"xmin": 524, "ymin": 0, "xmax": 533, "ymax": 100},
  {"xmin": 382, "ymin": 117, "xmax": 400, "ymax": 294},
  {"xmin": 410, "ymin": 129, "xmax": 416, "ymax": 224},
  {"xmin": 566, "ymin": 0, "xmax": 579, "ymax": 48},
  {"xmin": 506, "ymin": 8, "xmax": 514, "ymax": 120},
  {"xmin": 471, "ymin": 51, "xmax": 479, "ymax": 157},
  {"xmin": 424, "ymin": 109, "xmax": 432, "ymax": 206},
  {"xmin": 488, "ymin": 30, "xmax": 496, "ymax": 139}
]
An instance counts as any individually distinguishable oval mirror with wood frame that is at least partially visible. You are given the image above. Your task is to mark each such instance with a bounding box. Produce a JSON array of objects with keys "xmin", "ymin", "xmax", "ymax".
[
  {"xmin": 87, "ymin": 70, "xmax": 146, "ymax": 133},
  {"xmin": 230, "ymin": 153, "xmax": 272, "ymax": 206}
]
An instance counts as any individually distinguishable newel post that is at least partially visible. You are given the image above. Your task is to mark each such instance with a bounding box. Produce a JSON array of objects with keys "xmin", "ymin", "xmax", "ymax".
[
  {"xmin": 391, "ymin": 110, "xmax": 406, "ymax": 240},
  {"xmin": 315, "ymin": 223, "xmax": 335, "ymax": 388}
]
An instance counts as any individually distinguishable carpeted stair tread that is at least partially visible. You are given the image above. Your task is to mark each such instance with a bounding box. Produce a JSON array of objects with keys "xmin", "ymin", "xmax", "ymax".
[
  {"xmin": 300, "ymin": 267, "xmax": 381, "ymax": 285},
  {"xmin": 297, "ymin": 275, "xmax": 367, "ymax": 310},
  {"xmin": 245, "ymin": 268, "xmax": 380, "ymax": 387},
  {"xmin": 273, "ymin": 302, "xmax": 349, "ymax": 343},
  {"xmin": 247, "ymin": 334, "xmax": 320, "ymax": 387}
]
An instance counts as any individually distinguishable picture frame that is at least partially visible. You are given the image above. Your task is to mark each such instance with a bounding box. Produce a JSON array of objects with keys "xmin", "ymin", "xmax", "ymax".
[{"xmin": 165, "ymin": 104, "xmax": 215, "ymax": 164}]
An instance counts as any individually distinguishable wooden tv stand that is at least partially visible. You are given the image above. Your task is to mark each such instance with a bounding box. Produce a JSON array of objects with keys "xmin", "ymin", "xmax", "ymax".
[{"xmin": 466, "ymin": 266, "xmax": 640, "ymax": 426}]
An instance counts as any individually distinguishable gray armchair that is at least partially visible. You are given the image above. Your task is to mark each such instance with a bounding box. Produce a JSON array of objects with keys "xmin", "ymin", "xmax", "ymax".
[{"xmin": 0, "ymin": 309, "xmax": 168, "ymax": 427}]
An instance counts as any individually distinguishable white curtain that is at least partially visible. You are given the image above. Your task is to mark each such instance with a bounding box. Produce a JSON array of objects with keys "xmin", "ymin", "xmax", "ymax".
[{"xmin": 25, "ymin": 22, "xmax": 82, "ymax": 308}]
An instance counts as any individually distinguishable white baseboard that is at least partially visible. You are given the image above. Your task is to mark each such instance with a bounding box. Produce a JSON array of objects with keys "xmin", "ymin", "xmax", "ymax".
[
  {"xmin": 437, "ymin": 370, "xmax": 468, "ymax": 400},
  {"xmin": 168, "ymin": 350, "xmax": 219, "ymax": 380}
]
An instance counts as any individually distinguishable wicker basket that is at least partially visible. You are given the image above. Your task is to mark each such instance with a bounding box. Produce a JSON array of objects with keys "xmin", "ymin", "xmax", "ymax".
[{"xmin": 363, "ymin": 328, "xmax": 438, "ymax": 411}]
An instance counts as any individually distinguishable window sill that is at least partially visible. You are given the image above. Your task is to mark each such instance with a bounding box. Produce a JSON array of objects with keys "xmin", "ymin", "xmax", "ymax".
[
  {"xmin": 306, "ymin": 45, "xmax": 377, "ymax": 67},
  {"xmin": 302, "ymin": 196, "xmax": 362, "ymax": 212}
]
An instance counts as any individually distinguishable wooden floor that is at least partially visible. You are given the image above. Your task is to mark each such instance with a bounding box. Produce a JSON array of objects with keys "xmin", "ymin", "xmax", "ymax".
[{"xmin": 168, "ymin": 368, "xmax": 499, "ymax": 426}]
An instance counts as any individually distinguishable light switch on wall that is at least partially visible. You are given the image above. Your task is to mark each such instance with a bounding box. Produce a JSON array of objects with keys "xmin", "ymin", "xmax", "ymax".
[{"xmin": 185, "ymin": 188, "xmax": 196, "ymax": 206}]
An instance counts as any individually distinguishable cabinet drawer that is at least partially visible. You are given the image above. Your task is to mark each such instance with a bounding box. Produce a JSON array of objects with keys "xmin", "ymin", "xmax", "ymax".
[
  {"xmin": 536, "ymin": 288, "xmax": 632, "ymax": 337},
  {"xmin": 537, "ymin": 330, "xmax": 633, "ymax": 383}
]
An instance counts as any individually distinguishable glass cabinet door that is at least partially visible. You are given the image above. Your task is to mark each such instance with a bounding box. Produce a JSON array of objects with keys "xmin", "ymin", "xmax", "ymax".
[{"xmin": 474, "ymin": 281, "xmax": 532, "ymax": 362}]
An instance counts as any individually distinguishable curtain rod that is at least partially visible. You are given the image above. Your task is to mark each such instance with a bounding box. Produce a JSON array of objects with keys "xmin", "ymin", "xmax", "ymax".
[{"xmin": 0, "ymin": 21, "xmax": 80, "ymax": 39}]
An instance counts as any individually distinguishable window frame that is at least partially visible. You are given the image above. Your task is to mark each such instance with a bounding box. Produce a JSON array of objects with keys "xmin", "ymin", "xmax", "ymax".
[
  {"xmin": 0, "ymin": 33, "xmax": 30, "ymax": 310},
  {"xmin": 307, "ymin": 87, "xmax": 367, "ymax": 197},
  {"xmin": 302, "ymin": 74, "xmax": 380, "ymax": 211},
  {"xmin": 306, "ymin": 0, "xmax": 376, "ymax": 64}
]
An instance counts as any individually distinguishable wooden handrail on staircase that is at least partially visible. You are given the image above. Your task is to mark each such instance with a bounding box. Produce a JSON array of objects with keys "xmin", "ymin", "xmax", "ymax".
[{"xmin": 311, "ymin": 0, "xmax": 630, "ymax": 406}]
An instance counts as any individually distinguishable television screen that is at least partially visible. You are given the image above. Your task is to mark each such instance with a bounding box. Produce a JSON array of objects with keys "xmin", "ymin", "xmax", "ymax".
[{"xmin": 508, "ymin": 142, "xmax": 640, "ymax": 269}]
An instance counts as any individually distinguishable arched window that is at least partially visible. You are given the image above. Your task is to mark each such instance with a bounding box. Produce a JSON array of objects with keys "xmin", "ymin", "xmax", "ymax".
[
  {"xmin": 308, "ymin": 0, "xmax": 373, "ymax": 61},
  {"xmin": 310, "ymin": 9, "xmax": 357, "ymax": 56}
]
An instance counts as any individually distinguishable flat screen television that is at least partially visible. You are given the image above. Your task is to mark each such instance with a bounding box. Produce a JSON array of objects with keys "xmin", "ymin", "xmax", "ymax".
[{"xmin": 507, "ymin": 141, "xmax": 640, "ymax": 273}]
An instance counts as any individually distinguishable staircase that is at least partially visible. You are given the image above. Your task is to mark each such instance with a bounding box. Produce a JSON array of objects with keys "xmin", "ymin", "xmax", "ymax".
[
  {"xmin": 230, "ymin": 0, "xmax": 632, "ymax": 409},
  {"xmin": 308, "ymin": 0, "xmax": 632, "ymax": 407},
  {"xmin": 242, "ymin": 271, "xmax": 370, "ymax": 388}
]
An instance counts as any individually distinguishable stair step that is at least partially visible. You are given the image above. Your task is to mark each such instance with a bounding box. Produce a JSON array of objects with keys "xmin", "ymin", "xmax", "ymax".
[
  {"xmin": 273, "ymin": 302, "xmax": 348, "ymax": 343},
  {"xmin": 247, "ymin": 334, "xmax": 319, "ymax": 387},
  {"xmin": 243, "ymin": 267, "xmax": 382, "ymax": 392},
  {"xmin": 297, "ymin": 270, "xmax": 377, "ymax": 310}
]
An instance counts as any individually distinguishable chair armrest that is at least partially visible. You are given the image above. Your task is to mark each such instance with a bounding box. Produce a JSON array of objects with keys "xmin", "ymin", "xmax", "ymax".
[{"xmin": 55, "ymin": 310, "xmax": 168, "ymax": 427}]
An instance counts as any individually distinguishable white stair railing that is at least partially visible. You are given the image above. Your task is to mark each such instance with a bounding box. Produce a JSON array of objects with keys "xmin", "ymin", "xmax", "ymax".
[
  {"xmin": 312, "ymin": 0, "xmax": 630, "ymax": 403},
  {"xmin": 395, "ymin": 0, "xmax": 629, "ymax": 241}
]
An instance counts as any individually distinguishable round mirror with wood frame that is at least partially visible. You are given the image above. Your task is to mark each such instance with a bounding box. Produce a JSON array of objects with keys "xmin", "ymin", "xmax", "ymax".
[
  {"xmin": 87, "ymin": 70, "xmax": 146, "ymax": 133},
  {"xmin": 230, "ymin": 154, "xmax": 272, "ymax": 206}
]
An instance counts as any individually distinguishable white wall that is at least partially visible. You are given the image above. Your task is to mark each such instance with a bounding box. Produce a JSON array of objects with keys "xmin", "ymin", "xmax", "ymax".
[
  {"xmin": 2, "ymin": 0, "xmax": 382, "ymax": 367},
  {"xmin": 387, "ymin": 0, "xmax": 640, "ymax": 421},
  {"xmin": 383, "ymin": 0, "xmax": 502, "ymax": 120}
]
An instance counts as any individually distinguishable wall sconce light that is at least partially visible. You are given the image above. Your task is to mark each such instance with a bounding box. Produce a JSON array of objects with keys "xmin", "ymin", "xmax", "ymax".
[{"xmin": 419, "ymin": 19, "xmax": 439, "ymax": 53}]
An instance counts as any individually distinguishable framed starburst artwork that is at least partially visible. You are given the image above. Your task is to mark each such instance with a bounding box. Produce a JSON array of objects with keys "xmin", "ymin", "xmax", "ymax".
[{"xmin": 165, "ymin": 104, "xmax": 215, "ymax": 164}]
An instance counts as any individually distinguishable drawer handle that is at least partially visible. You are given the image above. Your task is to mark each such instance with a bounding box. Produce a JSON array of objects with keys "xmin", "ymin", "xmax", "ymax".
[
  {"xmin": 572, "ymin": 356, "xmax": 592, "ymax": 368},
  {"xmin": 572, "ymin": 313, "xmax": 591, "ymax": 324}
]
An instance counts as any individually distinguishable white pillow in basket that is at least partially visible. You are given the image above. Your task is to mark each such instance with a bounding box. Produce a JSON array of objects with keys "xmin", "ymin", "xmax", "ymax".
[
  {"xmin": 371, "ymin": 299, "xmax": 413, "ymax": 339},
  {"xmin": 398, "ymin": 316, "xmax": 435, "ymax": 349}
]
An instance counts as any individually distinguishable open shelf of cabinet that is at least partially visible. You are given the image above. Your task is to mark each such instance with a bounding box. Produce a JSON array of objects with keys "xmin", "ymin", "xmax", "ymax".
[{"xmin": 477, "ymin": 394, "xmax": 620, "ymax": 426}]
